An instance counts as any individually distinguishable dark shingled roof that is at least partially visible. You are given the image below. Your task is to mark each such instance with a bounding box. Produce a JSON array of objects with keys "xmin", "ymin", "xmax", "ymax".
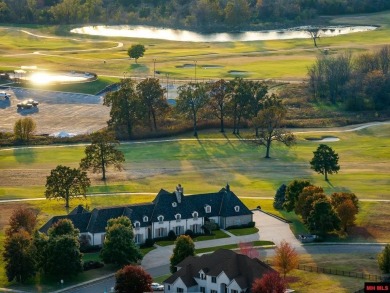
[
  {"xmin": 164, "ymin": 249, "xmax": 275, "ymax": 290},
  {"xmin": 39, "ymin": 213, "xmax": 91, "ymax": 234},
  {"xmin": 40, "ymin": 186, "xmax": 252, "ymax": 235}
]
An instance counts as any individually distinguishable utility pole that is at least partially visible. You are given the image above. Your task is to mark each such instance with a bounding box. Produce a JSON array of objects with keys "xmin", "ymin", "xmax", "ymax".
[
  {"xmin": 153, "ymin": 58, "xmax": 156, "ymax": 78},
  {"xmin": 166, "ymin": 73, "xmax": 170, "ymax": 99},
  {"xmin": 194, "ymin": 60, "xmax": 197, "ymax": 82}
]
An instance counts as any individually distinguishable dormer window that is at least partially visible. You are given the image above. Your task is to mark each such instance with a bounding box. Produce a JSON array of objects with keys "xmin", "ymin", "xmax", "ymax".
[
  {"xmin": 205, "ymin": 205, "xmax": 211, "ymax": 213},
  {"xmin": 158, "ymin": 215, "xmax": 164, "ymax": 224},
  {"xmin": 175, "ymin": 214, "xmax": 181, "ymax": 221},
  {"xmin": 143, "ymin": 216, "xmax": 148, "ymax": 222},
  {"xmin": 192, "ymin": 211, "xmax": 198, "ymax": 220},
  {"xmin": 172, "ymin": 202, "xmax": 177, "ymax": 207},
  {"xmin": 234, "ymin": 206, "xmax": 240, "ymax": 212},
  {"xmin": 134, "ymin": 221, "xmax": 140, "ymax": 229}
]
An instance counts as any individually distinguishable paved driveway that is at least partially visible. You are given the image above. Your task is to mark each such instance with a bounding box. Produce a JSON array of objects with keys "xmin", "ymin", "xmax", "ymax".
[{"xmin": 254, "ymin": 210, "xmax": 301, "ymax": 247}]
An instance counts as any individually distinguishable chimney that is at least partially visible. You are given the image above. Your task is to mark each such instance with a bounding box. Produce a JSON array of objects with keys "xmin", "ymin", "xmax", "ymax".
[
  {"xmin": 175, "ymin": 184, "xmax": 183, "ymax": 203},
  {"xmin": 226, "ymin": 183, "xmax": 230, "ymax": 192}
]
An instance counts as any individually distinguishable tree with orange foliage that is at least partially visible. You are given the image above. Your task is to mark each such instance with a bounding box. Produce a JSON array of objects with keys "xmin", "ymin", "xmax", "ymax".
[
  {"xmin": 330, "ymin": 192, "xmax": 359, "ymax": 232},
  {"xmin": 5, "ymin": 207, "xmax": 37, "ymax": 237},
  {"xmin": 273, "ymin": 240, "xmax": 299, "ymax": 278},
  {"xmin": 251, "ymin": 271, "xmax": 287, "ymax": 293},
  {"xmin": 335, "ymin": 199, "xmax": 358, "ymax": 232}
]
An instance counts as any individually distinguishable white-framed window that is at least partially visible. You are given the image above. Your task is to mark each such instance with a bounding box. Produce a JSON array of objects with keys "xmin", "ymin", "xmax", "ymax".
[
  {"xmin": 200, "ymin": 287, "xmax": 206, "ymax": 293},
  {"xmin": 191, "ymin": 224, "xmax": 200, "ymax": 233},
  {"xmin": 143, "ymin": 216, "xmax": 148, "ymax": 222},
  {"xmin": 211, "ymin": 290, "xmax": 217, "ymax": 293},
  {"xmin": 177, "ymin": 288, "xmax": 184, "ymax": 293},
  {"xmin": 172, "ymin": 202, "xmax": 177, "ymax": 207},
  {"xmin": 175, "ymin": 226, "xmax": 183, "ymax": 235},
  {"xmin": 175, "ymin": 213, "xmax": 181, "ymax": 221},
  {"xmin": 234, "ymin": 205, "xmax": 240, "ymax": 212},
  {"xmin": 134, "ymin": 234, "xmax": 143, "ymax": 244},
  {"xmin": 134, "ymin": 221, "xmax": 140, "ymax": 229},
  {"xmin": 211, "ymin": 276, "xmax": 216, "ymax": 283},
  {"xmin": 155, "ymin": 227, "xmax": 166, "ymax": 238},
  {"xmin": 231, "ymin": 290, "xmax": 238, "ymax": 293},
  {"xmin": 205, "ymin": 205, "xmax": 211, "ymax": 213},
  {"xmin": 158, "ymin": 215, "xmax": 164, "ymax": 224},
  {"xmin": 192, "ymin": 211, "xmax": 198, "ymax": 219}
]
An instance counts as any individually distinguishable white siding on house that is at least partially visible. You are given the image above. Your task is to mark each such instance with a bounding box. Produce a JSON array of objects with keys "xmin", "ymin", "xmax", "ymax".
[
  {"xmin": 169, "ymin": 277, "xmax": 188, "ymax": 292},
  {"xmin": 152, "ymin": 220, "xmax": 170, "ymax": 238},
  {"xmin": 225, "ymin": 214, "xmax": 252, "ymax": 228},
  {"xmin": 133, "ymin": 227, "xmax": 148, "ymax": 244},
  {"xmin": 227, "ymin": 279, "xmax": 245, "ymax": 293},
  {"xmin": 91, "ymin": 232, "xmax": 105, "ymax": 246}
]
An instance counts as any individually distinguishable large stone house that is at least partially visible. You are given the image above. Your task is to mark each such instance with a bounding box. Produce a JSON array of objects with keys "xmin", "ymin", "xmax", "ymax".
[
  {"xmin": 164, "ymin": 249, "xmax": 276, "ymax": 293},
  {"xmin": 40, "ymin": 185, "xmax": 253, "ymax": 245}
]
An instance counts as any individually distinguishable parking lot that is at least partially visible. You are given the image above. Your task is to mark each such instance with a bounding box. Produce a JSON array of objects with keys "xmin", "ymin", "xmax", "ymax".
[{"xmin": 0, "ymin": 86, "xmax": 110, "ymax": 136}]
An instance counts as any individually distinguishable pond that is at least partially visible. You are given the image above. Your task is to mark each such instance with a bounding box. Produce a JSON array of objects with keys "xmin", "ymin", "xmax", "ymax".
[{"xmin": 70, "ymin": 25, "xmax": 377, "ymax": 42}]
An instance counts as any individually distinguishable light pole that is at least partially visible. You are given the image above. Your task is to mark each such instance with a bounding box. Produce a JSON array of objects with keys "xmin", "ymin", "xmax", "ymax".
[
  {"xmin": 166, "ymin": 73, "xmax": 170, "ymax": 99},
  {"xmin": 194, "ymin": 60, "xmax": 197, "ymax": 82},
  {"xmin": 153, "ymin": 58, "xmax": 156, "ymax": 78}
]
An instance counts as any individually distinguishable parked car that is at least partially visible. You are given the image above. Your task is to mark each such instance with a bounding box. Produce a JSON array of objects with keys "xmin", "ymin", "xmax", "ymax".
[
  {"xmin": 17, "ymin": 99, "xmax": 39, "ymax": 109},
  {"xmin": 151, "ymin": 282, "xmax": 164, "ymax": 291},
  {"xmin": 0, "ymin": 91, "xmax": 10, "ymax": 99}
]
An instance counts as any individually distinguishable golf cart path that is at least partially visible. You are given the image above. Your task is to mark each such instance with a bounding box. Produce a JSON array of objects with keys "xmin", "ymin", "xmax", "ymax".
[{"xmin": 0, "ymin": 120, "xmax": 389, "ymax": 152}]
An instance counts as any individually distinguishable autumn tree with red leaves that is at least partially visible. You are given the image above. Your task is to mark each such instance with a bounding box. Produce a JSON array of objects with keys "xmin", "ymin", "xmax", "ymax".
[
  {"xmin": 252, "ymin": 272, "xmax": 287, "ymax": 293},
  {"xmin": 115, "ymin": 265, "xmax": 152, "ymax": 293},
  {"xmin": 239, "ymin": 242, "xmax": 260, "ymax": 259}
]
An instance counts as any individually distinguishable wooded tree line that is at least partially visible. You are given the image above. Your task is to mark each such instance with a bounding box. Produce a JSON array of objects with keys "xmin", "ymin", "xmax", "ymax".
[
  {"xmin": 308, "ymin": 45, "xmax": 390, "ymax": 111},
  {"xmin": 1, "ymin": 0, "xmax": 389, "ymax": 28},
  {"xmin": 105, "ymin": 77, "xmax": 266, "ymax": 137},
  {"xmin": 104, "ymin": 77, "xmax": 295, "ymax": 158}
]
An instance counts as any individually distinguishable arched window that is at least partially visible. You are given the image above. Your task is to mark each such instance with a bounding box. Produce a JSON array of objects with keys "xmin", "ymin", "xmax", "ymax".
[
  {"xmin": 134, "ymin": 221, "xmax": 140, "ymax": 228},
  {"xmin": 234, "ymin": 206, "xmax": 240, "ymax": 212},
  {"xmin": 205, "ymin": 205, "xmax": 211, "ymax": 213},
  {"xmin": 172, "ymin": 202, "xmax": 177, "ymax": 207},
  {"xmin": 192, "ymin": 211, "xmax": 198, "ymax": 219},
  {"xmin": 143, "ymin": 216, "xmax": 148, "ymax": 222},
  {"xmin": 158, "ymin": 215, "xmax": 164, "ymax": 223},
  {"xmin": 175, "ymin": 213, "xmax": 181, "ymax": 221}
]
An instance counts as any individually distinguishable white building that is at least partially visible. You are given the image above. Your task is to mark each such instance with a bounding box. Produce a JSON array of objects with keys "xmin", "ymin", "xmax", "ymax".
[
  {"xmin": 164, "ymin": 249, "xmax": 276, "ymax": 293},
  {"xmin": 40, "ymin": 185, "xmax": 253, "ymax": 246}
]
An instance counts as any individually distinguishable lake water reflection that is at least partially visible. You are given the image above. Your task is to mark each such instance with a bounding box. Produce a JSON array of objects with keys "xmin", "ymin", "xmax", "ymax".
[{"xmin": 71, "ymin": 25, "xmax": 377, "ymax": 42}]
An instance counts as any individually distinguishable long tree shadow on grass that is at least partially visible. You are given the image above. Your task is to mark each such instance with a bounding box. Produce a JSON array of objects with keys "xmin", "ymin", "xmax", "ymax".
[{"xmin": 13, "ymin": 147, "xmax": 37, "ymax": 164}]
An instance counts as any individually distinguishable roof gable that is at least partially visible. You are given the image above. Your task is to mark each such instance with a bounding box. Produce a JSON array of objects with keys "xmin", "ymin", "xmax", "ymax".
[{"xmin": 164, "ymin": 249, "xmax": 275, "ymax": 289}]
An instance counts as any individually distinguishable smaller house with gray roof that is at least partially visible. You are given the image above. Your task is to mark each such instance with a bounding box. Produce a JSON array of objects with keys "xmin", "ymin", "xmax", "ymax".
[
  {"xmin": 40, "ymin": 185, "xmax": 253, "ymax": 246},
  {"xmin": 164, "ymin": 249, "xmax": 275, "ymax": 293}
]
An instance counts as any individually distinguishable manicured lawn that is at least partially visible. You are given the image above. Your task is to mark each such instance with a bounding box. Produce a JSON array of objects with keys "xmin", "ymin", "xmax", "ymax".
[
  {"xmin": 156, "ymin": 230, "xmax": 230, "ymax": 246},
  {"xmin": 1, "ymin": 124, "xmax": 389, "ymax": 201},
  {"xmin": 227, "ymin": 227, "xmax": 259, "ymax": 236},
  {"xmin": 195, "ymin": 240, "xmax": 274, "ymax": 254},
  {"xmin": 193, "ymin": 230, "xmax": 230, "ymax": 241}
]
